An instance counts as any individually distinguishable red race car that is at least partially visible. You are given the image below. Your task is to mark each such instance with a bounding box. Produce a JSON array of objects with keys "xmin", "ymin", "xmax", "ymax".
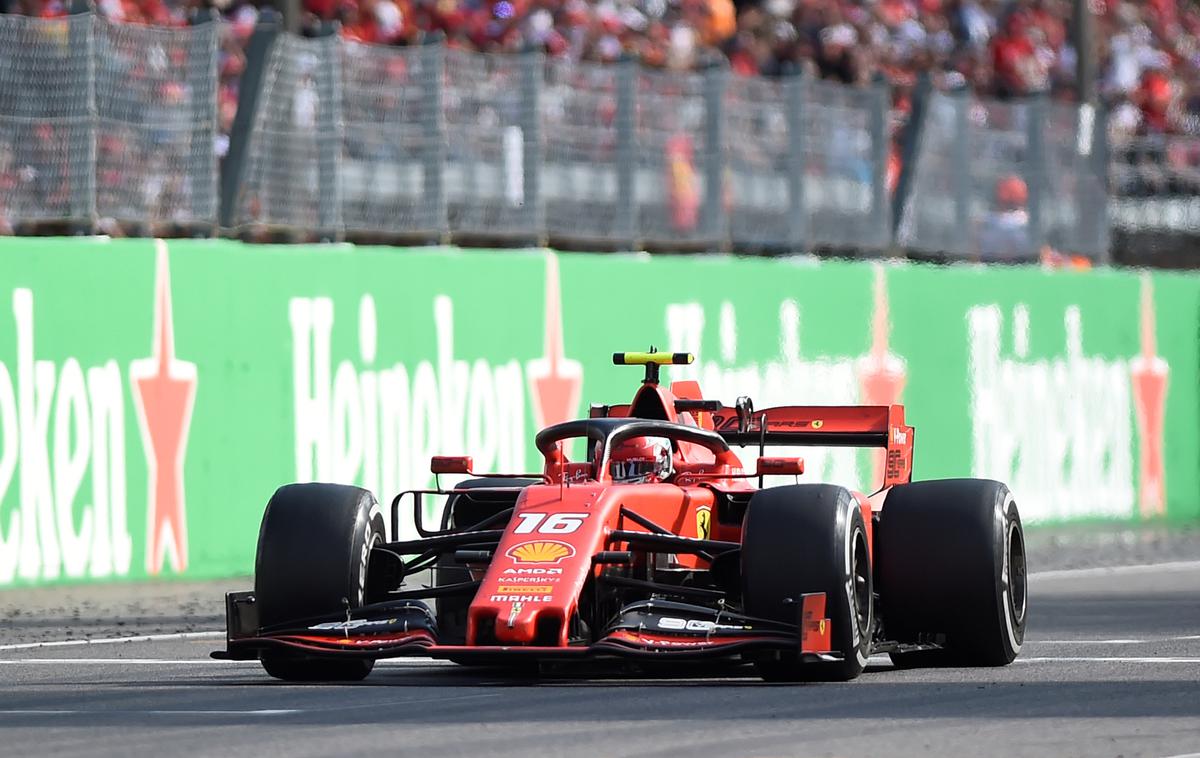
[{"xmin": 214, "ymin": 351, "xmax": 1027, "ymax": 682}]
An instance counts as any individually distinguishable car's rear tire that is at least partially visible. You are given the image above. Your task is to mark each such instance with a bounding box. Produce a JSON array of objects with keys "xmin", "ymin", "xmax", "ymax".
[
  {"xmin": 254, "ymin": 482, "xmax": 385, "ymax": 682},
  {"xmin": 741, "ymin": 484, "xmax": 873, "ymax": 682},
  {"xmin": 877, "ymin": 479, "xmax": 1027, "ymax": 668},
  {"xmin": 435, "ymin": 477, "xmax": 538, "ymax": 646}
]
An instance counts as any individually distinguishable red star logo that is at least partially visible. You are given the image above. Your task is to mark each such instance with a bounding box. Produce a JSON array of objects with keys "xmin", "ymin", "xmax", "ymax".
[
  {"xmin": 130, "ymin": 241, "xmax": 197, "ymax": 575},
  {"xmin": 527, "ymin": 252, "xmax": 582, "ymax": 431},
  {"xmin": 857, "ymin": 265, "xmax": 907, "ymax": 485},
  {"xmin": 1130, "ymin": 275, "xmax": 1168, "ymax": 518}
]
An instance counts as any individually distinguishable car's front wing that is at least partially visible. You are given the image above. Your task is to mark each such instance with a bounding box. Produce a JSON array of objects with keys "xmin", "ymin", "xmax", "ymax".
[{"xmin": 211, "ymin": 593, "xmax": 835, "ymax": 664}]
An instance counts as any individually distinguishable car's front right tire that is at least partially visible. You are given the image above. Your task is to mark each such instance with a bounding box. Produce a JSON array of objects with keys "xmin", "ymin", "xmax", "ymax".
[{"xmin": 254, "ymin": 482, "xmax": 385, "ymax": 682}]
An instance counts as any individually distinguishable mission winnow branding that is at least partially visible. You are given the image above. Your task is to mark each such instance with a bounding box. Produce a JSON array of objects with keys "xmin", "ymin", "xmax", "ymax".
[{"xmin": 0, "ymin": 239, "xmax": 1195, "ymax": 587}]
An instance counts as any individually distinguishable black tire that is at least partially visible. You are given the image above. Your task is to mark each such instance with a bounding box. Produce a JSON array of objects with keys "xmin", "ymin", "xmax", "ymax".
[
  {"xmin": 877, "ymin": 479, "xmax": 1027, "ymax": 668},
  {"xmin": 254, "ymin": 482, "xmax": 384, "ymax": 682},
  {"xmin": 435, "ymin": 477, "xmax": 538, "ymax": 646},
  {"xmin": 741, "ymin": 484, "xmax": 873, "ymax": 682}
]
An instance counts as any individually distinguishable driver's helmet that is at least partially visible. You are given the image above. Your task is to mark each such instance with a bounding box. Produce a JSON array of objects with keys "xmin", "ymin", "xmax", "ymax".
[{"xmin": 609, "ymin": 436, "xmax": 673, "ymax": 483}]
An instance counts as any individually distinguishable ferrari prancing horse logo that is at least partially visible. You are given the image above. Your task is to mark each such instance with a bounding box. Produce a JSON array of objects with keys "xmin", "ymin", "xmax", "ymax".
[{"xmin": 696, "ymin": 506, "xmax": 712, "ymax": 540}]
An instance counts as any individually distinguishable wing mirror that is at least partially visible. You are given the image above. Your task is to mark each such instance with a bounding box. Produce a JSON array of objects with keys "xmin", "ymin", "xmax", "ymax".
[
  {"xmin": 756, "ymin": 456, "xmax": 804, "ymax": 476},
  {"xmin": 430, "ymin": 456, "xmax": 473, "ymax": 475}
]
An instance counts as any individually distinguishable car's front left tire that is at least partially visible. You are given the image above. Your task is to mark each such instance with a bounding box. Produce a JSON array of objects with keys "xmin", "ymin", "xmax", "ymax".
[{"xmin": 741, "ymin": 484, "xmax": 873, "ymax": 682}]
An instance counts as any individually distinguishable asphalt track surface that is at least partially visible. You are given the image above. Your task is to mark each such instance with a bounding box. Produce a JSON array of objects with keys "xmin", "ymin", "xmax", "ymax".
[{"xmin": 2, "ymin": 553, "xmax": 1199, "ymax": 756}]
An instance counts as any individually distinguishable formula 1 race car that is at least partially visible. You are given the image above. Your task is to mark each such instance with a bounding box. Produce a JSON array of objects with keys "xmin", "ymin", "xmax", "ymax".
[{"xmin": 214, "ymin": 351, "xmax": 1027, "ymax": 682}]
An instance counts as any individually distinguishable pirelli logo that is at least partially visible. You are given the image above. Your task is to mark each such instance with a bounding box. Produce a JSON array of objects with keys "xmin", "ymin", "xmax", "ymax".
[{"xmin": 494, "ymin": 585, "xmax": 553, "ymax": 595}]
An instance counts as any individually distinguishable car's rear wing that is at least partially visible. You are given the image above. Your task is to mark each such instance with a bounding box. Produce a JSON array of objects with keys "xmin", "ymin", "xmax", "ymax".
[{"xmin": 596, "ymin": 400, "xmax": 914, "ymax": 487}]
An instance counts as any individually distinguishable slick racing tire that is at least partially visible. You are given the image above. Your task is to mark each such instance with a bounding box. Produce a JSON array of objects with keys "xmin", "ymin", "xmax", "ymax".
[
  {"xmin": 742, "ymin": 484, "xmax": 873, "ymax": 682},
  {"xmin": 435, "ymin": 477, "xmax": 539, "ymax": 647},
  {"xmin": 878, "ymin": 479, "xmax": 1027, "ymax": 668},
  {"xmin": 254, "ymin": 483, "xmax": 384, "ymax": 682}
]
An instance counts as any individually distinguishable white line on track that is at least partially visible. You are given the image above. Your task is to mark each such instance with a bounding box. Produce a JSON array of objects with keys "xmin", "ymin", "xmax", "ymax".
[
  {"xmin": 0, "ymin": 631, "xmax": 224, "ymax": 651},
  {"xmin": 1031, "ymin": 639, "xmax": 1149, "ymax": 644},
  {"xmin": 0, "ymin": 693, "xmax": 505, "ymax": 718},
  {"xmin": 1027, "ymin": 633, "xmax": 1200, "ymax": 647},
  {"xmin": 1017, "ymin": 656, "xmax": 1200, "ymax": 664},
  {"xmin": 0, "ymin": 657, "xmax": 450, "ymax": 666},
  {"xmin": 1029, "ymin": 560, "xmax": 1200, "ymax": 580},
  {"xmin": 0, "ymin": 658, "xmax": 256, "ymax": 665},
  {"xmin": 0, "ymin": 709, "xmax": 300, "ymax": 716}
]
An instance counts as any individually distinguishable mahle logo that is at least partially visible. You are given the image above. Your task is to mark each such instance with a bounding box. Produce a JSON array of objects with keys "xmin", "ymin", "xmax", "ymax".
[{"xmin": 0, "ymin": 241, "xmax": 196, "ymax": 585}]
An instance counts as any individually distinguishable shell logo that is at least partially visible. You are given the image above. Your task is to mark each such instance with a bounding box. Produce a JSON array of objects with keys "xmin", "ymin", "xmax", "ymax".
[{"xmin": 506, "ymin": 540, "xmax": 575, "ymax": 565}]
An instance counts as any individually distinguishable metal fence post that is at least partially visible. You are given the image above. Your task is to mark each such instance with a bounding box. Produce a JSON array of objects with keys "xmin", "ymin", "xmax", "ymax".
[
  {"xmin": 188, "ymin": 7, "xmax": 219, "ymax": 233},
  {"xmin": 314, "ymin": 22, "xmax": 342, "ymax": 241},
  {"xmin": 702, "ymin": 64, "xmax": 727, "ymax": 250},
  {"xmin": 785, "ymin": 73, "xmax": 807, "ymax": 252},
  {"xmin": 219, "ymin": 9, "xmax": 280, "ymax": 229},
  {"xmin": 1025, "ymin": 95, "xmax": 1048, "ymax": 254},
  {"xmin": 69, "ymin": 0, "xmax": 96, "ymax": 230},
  {"xmin": 421, "ymin": 39, "xmax": 447, "ymax": 241},
  {"xmin": 951, "ymin": 90, "xmax": 971, "ymax": 254},
  {"xmin": 520, "ymin": 49, "xmax": 544, "ymax": 244},
  {"xmin": 891, "ymin": 71, "xmax": 931, "ymax": 243},
  {"xmin": 615, "ymin": 57, "xmax": 638, "ymax": 249},
  {"xmin": 1089, "ymin": 100, "xmax": 1111, "ymax": 263},
  {"xmin": 868, "ymin": 74, "xmax": 889, "ymax": 251}
]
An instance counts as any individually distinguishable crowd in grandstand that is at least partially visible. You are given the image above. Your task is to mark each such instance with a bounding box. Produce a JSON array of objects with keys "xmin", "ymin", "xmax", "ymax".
[
  {"xmin": 3, "ymin": 0, "xmax": 1200, "ymax": 139},
  {"xmin": 0, "ymin": 0, "xmax": 1195, "ymax": 258}
]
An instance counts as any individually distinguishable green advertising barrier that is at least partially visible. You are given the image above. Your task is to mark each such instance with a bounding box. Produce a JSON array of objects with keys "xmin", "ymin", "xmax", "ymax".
[{"xmin": 0, "ymin": 238, "xmax": 1196, "ymax": 588}]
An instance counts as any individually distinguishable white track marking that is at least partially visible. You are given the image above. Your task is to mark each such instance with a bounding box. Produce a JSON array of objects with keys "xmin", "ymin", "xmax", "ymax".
[
  {"xmin": 0, "ymin": 709, "xmax": 299, "ymax": 716},
  {"xmin": 1017, "ymin": 656, "xmax": 1200, "ymax": 664},
  {"xmin": 1031, "ymin": 639, "xmax": 1148, "ymax": 644},
  {"xmin": 1159, "ymin": 753, "xmax": 1200, "ymax": 758},
  {"xmin": 1027, "ymin": 633, "xmax": 1200, "ymax": 645},
  {"xmin": 0, "ymin": 693, "xmax": 503, "ymax": 718},
  {"xmin": 0, "ymin": 631, "xmax": 224, "ymax": 651},
  {"xmin": 0, "ymin": 659, "xmax": 251, "ymax": 665},
  {"xmin": 1029, "ymin": 560, "xmax": 1200, "ymax": 580},
  {"xmin": 0, "ymin": 657, "xmax": 451, "ymax": 667}
]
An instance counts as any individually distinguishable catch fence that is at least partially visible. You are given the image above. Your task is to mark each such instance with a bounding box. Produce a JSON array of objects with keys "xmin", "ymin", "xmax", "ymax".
[
  {"xmin": 0, "ymin": 11, "xmax": 218, "ymax": 232},
  {"xmin": 226, "ymin": 27, "xmax": 894, "ymax": 251}
]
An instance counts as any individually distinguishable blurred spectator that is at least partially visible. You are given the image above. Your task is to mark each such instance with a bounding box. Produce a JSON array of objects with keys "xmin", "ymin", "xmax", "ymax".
[
  {"xmin": 8, "ymin": 0, "xmax": 1200, "ymax": 147},
  {"xmin": 977, "ymin": 173, "xmax": 1031, "ymax": 260}
]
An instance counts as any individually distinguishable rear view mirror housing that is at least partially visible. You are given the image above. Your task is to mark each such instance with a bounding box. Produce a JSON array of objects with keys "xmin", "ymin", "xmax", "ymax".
[
  {"xmin": 756, "ymin": 456, "xmax": 804, "ymax": 477},
  {"xmin": 430, "ymin": 456, "xmax": 473, "ymax": 475}
]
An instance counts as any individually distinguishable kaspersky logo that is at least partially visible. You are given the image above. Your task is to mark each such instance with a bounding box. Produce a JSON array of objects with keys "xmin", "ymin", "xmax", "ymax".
[{"xmin": 0, "ymin": 240, "xmax": 196, "ymax": 585}]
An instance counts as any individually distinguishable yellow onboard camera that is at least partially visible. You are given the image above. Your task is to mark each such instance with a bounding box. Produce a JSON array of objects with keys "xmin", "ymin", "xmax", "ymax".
[{"xmin": 613, "ymin": 350, "xmax": 693, "ymax": 384}]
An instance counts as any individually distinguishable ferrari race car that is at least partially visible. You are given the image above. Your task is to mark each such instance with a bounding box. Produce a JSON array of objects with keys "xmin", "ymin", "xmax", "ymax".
[{"xmin": 214, "ymin": 351, "xmax": 1028, "ymax": 682}]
